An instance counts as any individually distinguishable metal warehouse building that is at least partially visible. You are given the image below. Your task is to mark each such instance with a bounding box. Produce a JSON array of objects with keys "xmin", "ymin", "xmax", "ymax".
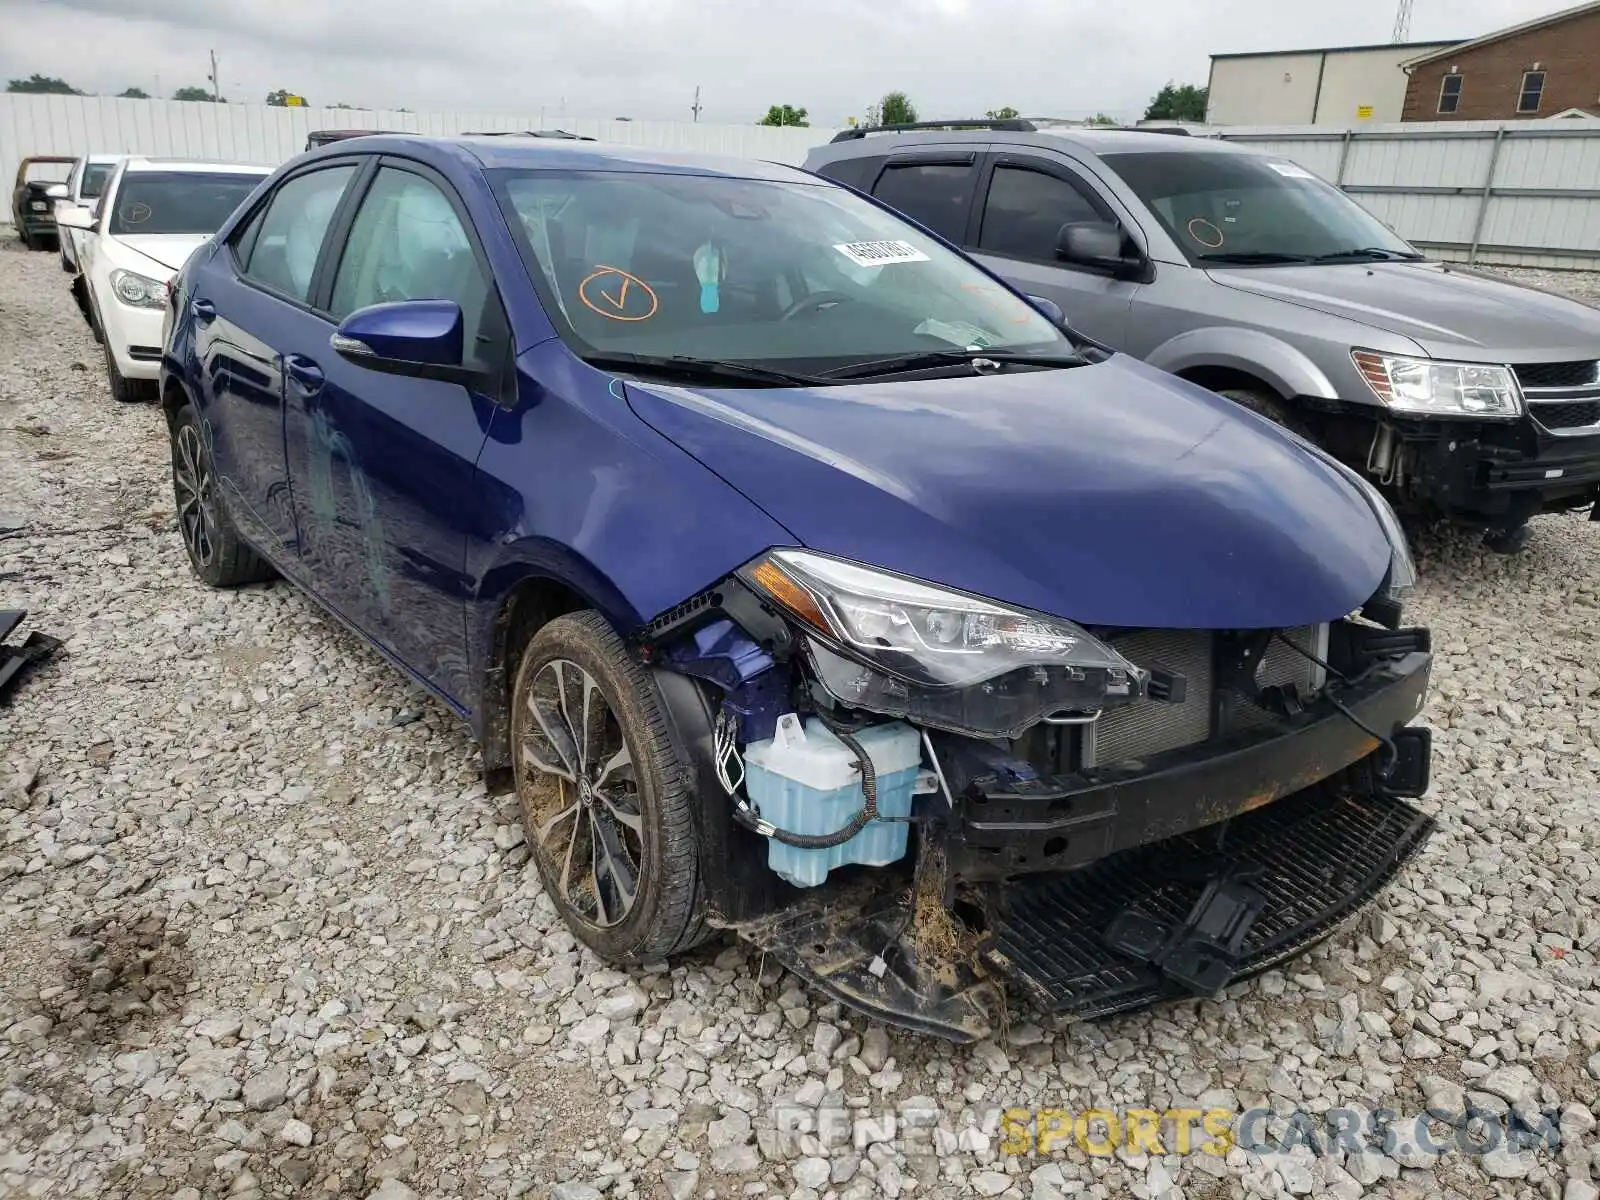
[{"xmin": 1206, "ymin": 40, "xmax": 1462, "ymax": 126}]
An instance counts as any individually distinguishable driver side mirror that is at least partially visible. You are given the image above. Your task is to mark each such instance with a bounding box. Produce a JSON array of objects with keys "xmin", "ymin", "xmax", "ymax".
[
  {"xmin": 1056, "ymin": 221, "xmax": 1144, "ymax": 280},
  {"xmin": 55, "ymin": 206, "xmax": 95, "ymax": 231},
  {"xmin": 331, "ymin": 299, "xmax": 482, "ymax": 387},
  {"xmin": 45, "ymin": 183, "xmax": 69, "ymax": 200}
]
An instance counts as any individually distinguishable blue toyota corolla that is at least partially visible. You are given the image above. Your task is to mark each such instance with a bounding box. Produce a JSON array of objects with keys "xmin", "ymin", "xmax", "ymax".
[{"xmin": 160, "ymin": 135, "xmax": 1435, "ymax": 1040}]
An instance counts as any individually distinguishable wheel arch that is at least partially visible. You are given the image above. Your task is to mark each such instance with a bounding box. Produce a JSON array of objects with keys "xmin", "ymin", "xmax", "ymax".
[
  {"xmin": 1146, "ymin": 327, "xmax": 1342, "ymax": 403},
  {"xmin": 475, "ymin": 551, "xmax": 641, "ymax": 777}
]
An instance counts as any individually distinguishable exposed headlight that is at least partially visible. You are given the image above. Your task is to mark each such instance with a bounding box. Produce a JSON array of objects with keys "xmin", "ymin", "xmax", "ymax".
[
  {"xmin": 1352, "ymin": 350, "xmax": 1521, "ymax": 418},
  {"xmin": 29, "ymin": 200, "xmax": 48, "ymax": 212},
  {"xmin": 742, "ymin": 550, "xmax": 1145, "ymax": 738},
  {"xmin": 110, "ymin": 269, "xmax": 166, "ymax": 309}
]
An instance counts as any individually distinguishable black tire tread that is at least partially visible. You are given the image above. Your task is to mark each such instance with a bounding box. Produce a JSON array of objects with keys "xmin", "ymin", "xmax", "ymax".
[
  {"xmin": 170, "ymin": 404, "xmax": 276, "ymax": 587},
  {"xmin": 1216, "ymin": 387, "xmax": 1312, "ymax": 438},
  {"xmin": 515, "ymin": 611, "xmax": 710, "ymax": 963}
]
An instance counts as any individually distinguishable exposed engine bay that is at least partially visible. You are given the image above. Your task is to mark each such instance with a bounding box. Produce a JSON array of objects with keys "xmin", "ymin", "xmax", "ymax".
[{"xmin": 636, "ymin": 550, "xmax": 1436, "ymax": 1042}]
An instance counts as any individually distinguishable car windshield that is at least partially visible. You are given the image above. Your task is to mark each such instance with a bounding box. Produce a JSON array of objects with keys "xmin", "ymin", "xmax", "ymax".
[
  {"xmin": 107, "ymin": 172, "xmax": 264, "ymax": 236},
  {"xmin": 493, "ymin": 169, "xmax": 1071, "ymax": 373},
  {"xmin": 1103, "ymin": 151, "xmax": 1420, "ymax": 266},
  {"xmin": 81, "ymin": 163, "xmax": 115, "ymax": 199}
]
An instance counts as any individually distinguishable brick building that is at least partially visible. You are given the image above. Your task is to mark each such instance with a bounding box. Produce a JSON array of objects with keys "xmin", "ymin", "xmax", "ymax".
[{"xmin": 1401, "ymin": 1, "xmax": 1600, "ymax": 121}]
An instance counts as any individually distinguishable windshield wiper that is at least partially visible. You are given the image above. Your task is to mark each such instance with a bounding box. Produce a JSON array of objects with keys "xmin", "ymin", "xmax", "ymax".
[
  {"xmin": 822, "ymin": 348, "xmax": 1088, "ymax": 381},
  {"xmin": 1195, "ymin": 251, "xmax": 1316, "ymax": 265},
  {"xmin": 1310, "ymin": 246, "xmax": 1427, "ymax": 262},
  {"xmin": 583, "ymin": 352, "xmax": 827, "ymax": 388}
]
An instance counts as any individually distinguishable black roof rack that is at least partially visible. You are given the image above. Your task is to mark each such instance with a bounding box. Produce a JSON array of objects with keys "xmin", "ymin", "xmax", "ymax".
[
  {"xmin": 1133, "ymin": 125, "xmax": 1194, "ymax": 136},
  {"xmin": 830, "ymin": 118, "xmax": 1037, "ymax": 142},
  {"xmin": 460, "ymin": 129, "xmax": 598, "ymax": 141}
]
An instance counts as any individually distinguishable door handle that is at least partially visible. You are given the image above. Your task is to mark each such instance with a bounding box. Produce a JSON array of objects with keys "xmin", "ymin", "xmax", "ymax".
[
  {"xmin": 284, "ymin": 354, "xmax": 325, "ymax": 394},
  {"xmin": 190, "ymin": 298, "xmax": 216, "ymax": 323}
]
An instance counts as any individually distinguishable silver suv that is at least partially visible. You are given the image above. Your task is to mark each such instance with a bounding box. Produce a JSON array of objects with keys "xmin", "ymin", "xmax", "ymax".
[{"xmin": 805, "ymin": 121, "xmax": 1600, "ymax": 551}]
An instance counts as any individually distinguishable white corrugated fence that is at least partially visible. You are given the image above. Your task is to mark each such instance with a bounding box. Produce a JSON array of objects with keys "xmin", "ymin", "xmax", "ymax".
[{"xmin": 1, "ymin": 93, "xmax": 839, "ymax": 211}]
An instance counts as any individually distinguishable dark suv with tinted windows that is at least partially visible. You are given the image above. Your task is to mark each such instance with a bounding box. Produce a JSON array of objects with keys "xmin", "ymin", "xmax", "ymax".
[{"xmin": 807, "ymin": 120, "xmax": 1600, "ymax": 552}]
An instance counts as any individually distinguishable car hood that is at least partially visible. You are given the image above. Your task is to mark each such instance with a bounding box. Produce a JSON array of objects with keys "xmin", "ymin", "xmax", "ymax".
[
  {"xmin": 112, "ymin": 233, "xmax": 209, "ymax": 273},
  {"xmin": 1209, "ymin": 262, "xmax": 1600, "ymax": 362},
  {"xmin": 623, "ymin": 356, "xmax": 1393, "ymax": 630}
]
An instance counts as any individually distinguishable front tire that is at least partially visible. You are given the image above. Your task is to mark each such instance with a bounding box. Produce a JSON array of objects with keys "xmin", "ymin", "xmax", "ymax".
[
  {"xmin": 1215, "ymin": 387, "xmax": 1313, "ymax": 439},
  {"xmin": 511, "ymin": 612, "xmax": 709, "ymax": 964},
  {"xmin": 103, "ymin": 337, "xmax": 145, "ymax": 404},
  {"xmin": 168, "ymin": 403, "xmax": 275, "ymax": 587}
]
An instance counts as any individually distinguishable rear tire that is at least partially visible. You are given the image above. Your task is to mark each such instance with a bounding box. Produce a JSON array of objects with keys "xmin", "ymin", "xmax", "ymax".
[
  {"xmin": 511, "ymin": 612, "xmax": 710, "ymax": 964},
  {"xmin": 168, "ymin": 403, "xmax": 275, "ymax": 587}
]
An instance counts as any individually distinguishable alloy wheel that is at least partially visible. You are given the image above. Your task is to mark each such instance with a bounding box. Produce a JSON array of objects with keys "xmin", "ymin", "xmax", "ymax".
[
  {"xmin": 173, "ymin": 424, "xmax": 216, "ymax": 568},
  {"xmin": 518, "ymin": 658, "xmax": 645, "ymax": 928}
]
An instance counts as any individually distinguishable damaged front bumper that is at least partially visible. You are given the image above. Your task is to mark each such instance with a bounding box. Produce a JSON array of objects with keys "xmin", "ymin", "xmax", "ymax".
[{"xmin": 700, "ymin": 648, "xmax": 1435, "ymax": 1042}]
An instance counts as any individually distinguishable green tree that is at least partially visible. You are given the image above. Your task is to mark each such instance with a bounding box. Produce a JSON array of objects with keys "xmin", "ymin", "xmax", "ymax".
[
  {"xmin": 6, "ymin": 74, "xmax": 82, "ymax": 94},
  {"xmin": 1084, "ymin": 112, "xmax": 1119, "ymax": 126},
  {"xmin": 1144, "ymin": 82, "xmax": 1208, "ymax": 122},
  {"xmin": 985, "ymin": 105, "xmax": 1020, "ymax": 120},
  {"xmin": 117, "ymin": 86, "xmax": 151, "ymax": 99},
  {"xmin": 759, "ymin": 103, "xmax": 809, "ymax": 127},
  {"xmin": 265, "ymin": 88, "xmax": 307, "ymax": 107},
  {"xmin": 879, "ymin": 91, "xmax": 918, "ymax": 125},
  {"xmin": 173, "ymin": 86, "xmax": 223, "ymax": 102}
]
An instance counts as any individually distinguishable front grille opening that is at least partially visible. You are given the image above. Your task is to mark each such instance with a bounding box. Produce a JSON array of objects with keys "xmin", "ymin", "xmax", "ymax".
[
  {"xmin": 1084, "ymin": 626, "xmax": 1323, "ymax": 769},
  {"xmin": 1515, "ymin": 361, "xmax": 1599, "ymax": 391},
  {"xmin": 1530, "ymin": 400, "xmax": 1600, "ymax": 430}
]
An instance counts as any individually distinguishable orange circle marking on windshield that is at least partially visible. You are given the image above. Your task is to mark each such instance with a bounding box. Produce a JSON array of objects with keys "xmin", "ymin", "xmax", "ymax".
[
  {"xmin": 579, "ymin": 266, "xmax": 658, "ymax": 322},
  {"xmin": 1187, "ymin": 218, "xmax": 1224, "ymax": 248}
]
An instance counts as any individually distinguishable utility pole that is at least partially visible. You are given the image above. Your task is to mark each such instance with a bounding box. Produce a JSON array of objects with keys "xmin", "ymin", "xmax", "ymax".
[
  {"xmin": 207, "ymin": 49, "xmax": 221, "ymax": 102},
  {"xmin": 691, "ymin": 85, "xmax": 703, "ymax": 123},
  {"xmin": 1392, "ymin": 0, "xmax": 1414, "ymax": 42}
]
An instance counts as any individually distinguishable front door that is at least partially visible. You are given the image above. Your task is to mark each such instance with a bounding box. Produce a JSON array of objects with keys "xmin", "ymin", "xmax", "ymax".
[
  {"xmin": 282, "ymin": 159, "xmax": 506, "ymax": 711},
  {"xmin": 967, "ymin": 154, "xmax": 1141, "ymax": 346}
]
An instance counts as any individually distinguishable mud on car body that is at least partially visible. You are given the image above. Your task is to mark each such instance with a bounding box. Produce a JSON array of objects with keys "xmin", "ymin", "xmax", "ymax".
[{"xmin": 159, "ymin": 135, "xmax": 1436, "ymax": 1040}]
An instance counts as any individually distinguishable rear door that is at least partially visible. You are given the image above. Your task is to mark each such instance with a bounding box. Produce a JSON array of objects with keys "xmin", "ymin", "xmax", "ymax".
[
  {"xmin": 967, "ymin": 153, "xmax": 1140, "ymax": 344},
  {"xmin": 282, "ymin": 158, "xmax": 509, "ymax": 709},
  {"xmin": 189, "ymin": 160, "xmax": 362, "ymax": 560}
]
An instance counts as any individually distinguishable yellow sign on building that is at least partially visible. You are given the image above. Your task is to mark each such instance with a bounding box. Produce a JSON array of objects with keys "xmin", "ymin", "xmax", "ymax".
[{"xmin": 1357, "ymin": 105, "xmax": 1374, "ymax": 119}]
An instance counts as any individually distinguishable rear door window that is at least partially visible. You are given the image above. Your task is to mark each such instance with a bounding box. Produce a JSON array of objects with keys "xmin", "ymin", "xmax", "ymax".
[
  {"xmin": 870, "ymin": 159, "xmax": 978, "ymax": 242},
  {"xmin": 237, "ymin": 165, "xmax": 358, "ymax": 303},
  {"xmin": 814, "ymin": 155, "xmax": 884, "ymax": 192}
]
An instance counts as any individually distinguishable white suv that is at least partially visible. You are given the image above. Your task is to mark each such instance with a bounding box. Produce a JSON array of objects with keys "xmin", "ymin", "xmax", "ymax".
[
  {"xmin": 55, "ymin": 153, "xmax": 123, "ymax": 273},
  {"xmin": 60, "ymin": 157, "xmax": 269, "ymax": 402}
]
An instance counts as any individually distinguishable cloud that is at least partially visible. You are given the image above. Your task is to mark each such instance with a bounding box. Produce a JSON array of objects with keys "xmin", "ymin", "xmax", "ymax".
[{"xmin": 1, "ymin": 0, "xmax": 1568, "ymax": 125}]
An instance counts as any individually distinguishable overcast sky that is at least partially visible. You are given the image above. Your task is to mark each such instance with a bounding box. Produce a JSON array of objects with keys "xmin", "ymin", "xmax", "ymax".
[{"xmin": 0, "ymin": 0, "xmax": 1572, "ymax": 126}]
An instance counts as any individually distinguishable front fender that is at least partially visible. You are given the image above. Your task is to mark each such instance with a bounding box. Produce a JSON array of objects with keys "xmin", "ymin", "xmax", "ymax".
[{"xmin": 1146, "ymin": 327, "xmax": 1341, "ymax": 402}]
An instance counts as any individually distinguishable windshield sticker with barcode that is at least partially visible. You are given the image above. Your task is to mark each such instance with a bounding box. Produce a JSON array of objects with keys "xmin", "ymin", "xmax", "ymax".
[
  {"xmin": 1268, "ymin": 162, "xmax": 1314, "ymax": 179},
  {"xmin": 833, "ymin": 240, "xmax": 930, "ymax": 267}
]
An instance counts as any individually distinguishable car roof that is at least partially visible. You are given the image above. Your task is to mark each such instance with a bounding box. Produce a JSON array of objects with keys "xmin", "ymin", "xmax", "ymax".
[
  {"xmin": 120, "ymin": 158, "xmax": 273, "ymax": 175},
  {"xmin": 816, "ymin": 127, "xmax": 1259, "ymax": 161},
  {"xmin": 307, "ymin": 133, "xmax": 811, "ymax": 183}
]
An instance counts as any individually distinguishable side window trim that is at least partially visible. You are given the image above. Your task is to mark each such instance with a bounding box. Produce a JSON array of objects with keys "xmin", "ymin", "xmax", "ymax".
[
  {"xmin": 228, "ymin": 156, "xmax": 372, "ymax": 316},
  {"xmin": 313, "ymin": 155, "xmax": 506, "ymax": 331}
]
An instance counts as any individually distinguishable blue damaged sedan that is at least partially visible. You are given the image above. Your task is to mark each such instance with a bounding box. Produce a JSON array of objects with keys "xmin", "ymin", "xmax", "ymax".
[{"xmin": 159, "ymin": 135, "xmax": 1435, "ymax": 1040}]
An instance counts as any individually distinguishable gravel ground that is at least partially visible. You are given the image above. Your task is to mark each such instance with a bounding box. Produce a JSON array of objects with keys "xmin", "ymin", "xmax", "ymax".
[{"xmin": 2, "ymin": 239, "xmax": 1599, "ymax": 1200}]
